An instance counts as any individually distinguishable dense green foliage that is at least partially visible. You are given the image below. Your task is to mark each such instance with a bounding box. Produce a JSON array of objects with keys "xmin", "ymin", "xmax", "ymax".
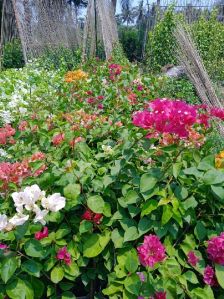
[
  {"xmin": 2, "ymin": 39, "xmax": 24, "ymax": 69},
  {"xmin": 191, "ymin": 12, "xmax": 224, "ymax": 81},
  {"xmin": 146, "ymin": 8, "xmax": 224, "ymax": 81},
  {"xmin": 118, "ymin": 26, "xmax": 142, "ymax": 61},
  {"xmin": 36, "ymin": 47, "xmax": 82, "ymax": 71},
  {"xmin": 146, "ymin": 8, "xmax": 177, "ymax": 72}
]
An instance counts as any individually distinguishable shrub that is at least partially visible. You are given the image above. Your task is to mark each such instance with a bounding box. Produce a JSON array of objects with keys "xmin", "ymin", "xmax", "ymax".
[
  {"xmin": 36, "ymin": 47, "xmax": 82, "ymax": 71},
  {"xmin": 191, "ymin": 11, "xmax": 224, "ymax": 81},
  {"xmin": 119, "ymin": 26, "xmax": 142, "ymax": 61},
  {"xmin": 2, "ymin": 39, "xmax": 24, "ymax": 69},
  {"xmin": 146, "ymin": 8, "xmax": 177, "ymax": 72}
]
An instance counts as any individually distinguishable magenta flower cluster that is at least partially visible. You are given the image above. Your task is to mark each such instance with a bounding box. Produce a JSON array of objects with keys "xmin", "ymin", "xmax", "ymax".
[
  {"xmin": 207, "ymin": 232, "xmax": 224, "ymax": 265},
  {"xmin": 187, "ymin": 251, "xmax": 200, "ymax": 267},
  {"xmin": 133, "ymin": 99, "xmax": 209, "ymax": 138},
  {"xmin": 137, "ymin": 234, "xmax": 166, "ymax": 268},
  {"xmin": 203, "ymin": 266, "xmax": 218, "ymax": 286}
]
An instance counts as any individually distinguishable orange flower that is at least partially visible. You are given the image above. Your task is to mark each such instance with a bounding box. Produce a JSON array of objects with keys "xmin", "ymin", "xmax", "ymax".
[
  {"xmin": 64, "ymin": 70, "xmax": 88, "ymax": 83},
  {"xmin": 215, "ymin": 150, "xmax": 224, "ymax": 169}
]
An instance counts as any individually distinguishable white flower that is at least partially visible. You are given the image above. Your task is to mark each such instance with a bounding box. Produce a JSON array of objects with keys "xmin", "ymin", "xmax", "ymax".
[
  {"xmin": 0, "ymin": 149, "xmax": 7, "ymax": 157},
  {"xmin": 12, "ymin": 192, "xmax": 25, "ymax": 211},
  {"xmin": 23, "ymin": 185, "xmax": 45, "ymax": 211},
  {"xmin": 102, "ymin": 145, "xmax": 113, "ymax": 154},
  {"xmin": 41, "ymin": 193, "xmax": 66, "ymax": 212},
  {"xmin": 19, "ymin": 107, "xmax": 27, "ymax": 114},
  {"xmin": 12, "ymin": 185, "xmax": 46, "ymax": 212},
  {"xmin": 33, "ymin": 206, "xmax": 48, "ymax": 225},
  {"xmin": 9, "ymin": 213, "xmax": 29, "ymax": 227},
  {"xmin": 0, "ymin": 214, "xmax": 8, "ymax": 231}
]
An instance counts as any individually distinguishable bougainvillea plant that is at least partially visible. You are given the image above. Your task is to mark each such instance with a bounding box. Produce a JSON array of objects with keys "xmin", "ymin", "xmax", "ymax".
[{"xmin": 0, "ymin": 56, "xmax": 224, "ymax": 299}]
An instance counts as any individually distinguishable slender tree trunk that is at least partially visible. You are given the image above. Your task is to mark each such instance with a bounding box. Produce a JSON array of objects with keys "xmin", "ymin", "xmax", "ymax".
[
  {"xmin": 12, "ymin": 0, "xmax": 27, "ymax": 63},
  {"xmin": 0, "ymin": 0, "xmax": 5, "ymax": 69}
]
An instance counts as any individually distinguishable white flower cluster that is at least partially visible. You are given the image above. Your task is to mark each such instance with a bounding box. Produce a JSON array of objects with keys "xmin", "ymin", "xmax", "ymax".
[
  {"xmin": 102, "ymin": 145, "xmax": 114, "ymax": 155},
  {"xmin": 0, "ymin": 184, "xmax": 66, "ymax": 232}
]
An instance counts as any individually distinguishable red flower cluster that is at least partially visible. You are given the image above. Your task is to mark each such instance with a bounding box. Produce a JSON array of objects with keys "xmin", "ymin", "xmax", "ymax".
[
  {"xmin": 133, "ymin": 99, "xmax": 208, "ymax": 139},
  {"xmin": 52, "ymin": 133, "xmax": 65, "ymax": 146},
  {"xmin": 82, "ymin": 208, "xmax": 103, "ymax": 225},
  {"xmin": 69, "ymin": 136, "xmax": 84, "ymax": 149},
  {"xmin": 0, "ymin": 152, "xmax": 46, "ymax": 190},
  {"xmin": 109, "ymin": 64, "xmax": 122, "ymax": 80},
  {"xmin": 0, "ymin": 161, "xmax": 30, "ymax": 189},
  {"xmin": 56, "ymin": 246, "xmax": 71, "ymax": 265},
  {"xmin": 30, "ymin": 152, "xmax": 46, "ymax": 161},
  {"xmin": 86, "ymin": 95, "xmax": 104, "ymax": 109},
  {"xmin": 137, "ymin": 234, "xmax": 166, "ymax": 268},
  {"xmin": 0, "ymin": 124, "xmax": 16, "ymax": 145},
  {"xmin": 128, "ymin": 93, "xmax": 138, "ymax": 105},
  {"xmin": 18, "ymin": 120, "xmax": 28, "ymax": 131},
  {"xmin": 207, "ymin": 232, "xmax": 224, "ymax": 265},
  {"xmin": 35, "ymin": 227, "xmax": 48, "ymax": 240}
]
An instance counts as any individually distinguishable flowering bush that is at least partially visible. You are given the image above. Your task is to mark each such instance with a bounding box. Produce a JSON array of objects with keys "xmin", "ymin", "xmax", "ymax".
[{"xmin": 0, "ymin": 57, "xmax": 224, "ymax": 298}]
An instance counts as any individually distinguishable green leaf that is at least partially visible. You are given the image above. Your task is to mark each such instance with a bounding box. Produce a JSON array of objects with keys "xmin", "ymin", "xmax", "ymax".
[
  {"xmin": 215, "ymin": 264, "xmax": 224, "ymax": 289},
  {"xmin": 30, "ymin": 278, "xmax": 45, "ymax": 299},
  {"xmin": 141, "ymin": 200, "xmax": 157, "ymax": 217},
  {"xmin": 194, "ymin": 222, "xmax": 207, "ymax": 241},
  {"xmin": 61, "ymin": 292, "xmax": 76, "ymax": 299},
  {"xmin": 124, "ymin": 190, "xmax": 140, "ymax": 205},
  {"xmin": 87, "ymin": 195, "xmax": 105, "ymax": 214},
  {"xmin": 182, "ymin": 196, "xmax": 198, "ymax": 210},
  {"xmin": 24, "ymin": 239, "xmax": 44, "ymax": 258},
  {"xmin": 198, "ymin": 155, "xmax": 214, "ymax": 171},
  {"xmin": 183, "ymin": 167, "xmax": 203, "ymax": 178},
  {"xmin": 138, "ymin": 217, "xmax": 153, "ymax": 236},
  {"xmin": 103, "ymin": 284, "xmax": 123, "ymax": 295},
  {"xmin": 211, "ymin": 186, "xmax": 224, "ymax": 203},
  {"xmin": 64, "ymin": 184, "xmax": 81, "ymax": 208},
  {"xmin": 64, "ymin": 263, "xmax": 80, "ymax": 277},
  {"xmin": 203, "ymin": 169, "xmax": 224, "ymax": 185},
  {"xmin": 111, "ymin": 229, "xmax": 124, "ymax": 248},
  {"xmin": 162, "ymin": 205, "xmax": 173, "ymax": 225},
  {"xmin": 1, "ymin": 257, "xmax": 17, "ymax": 283},
  {"xmin": 173, "ymin": 162, "xmax": 182, "ymax": 178},
  {"xmin": 79, "ymin": 220, "xmax": 93, "ymax": 234},
  {"xmin": 83, "ymin": 230, "xmax": 111, "ymax": 258},
  {"xmin": 6, "ymin": 279, "xmax": 34, "ymax": 299},
  {"xmin": 165, "ymin": 258, "xmax": 181, "ymax": 276},
  {"xmin": 55, "ymin": 225, "xmax": 71, "ymax": 239},
  {"xmin": 124, "ymin": 226, "xmax": 139, "ymax": 242},
  {"xmin": 190, "ymin": 286, "xmax": 214, "ymax": 299},
  {"xmin": 140, "ymin": 173, "xmax": 158, "ymax": 193},
  {"xmin": 125, "ymin": 250, "xmax": 139, "ymax": 273},
  {"xmin": 51, "ymin": 266, "xmax": 64, "ymax": 283},
  {"xmin": 21, "ymin": 260, "xmax": 42, "ymax": 278},
  {"xmin": 124, "ymin": 274, "xmax": 141, "ymax": 295},
  {"xmin": 14, "ymin": 222, "xmax": 29, "ymax": 240},
  {"xmin": 183, "ymin": 271, "xmax": 199, "ymax": 284}
]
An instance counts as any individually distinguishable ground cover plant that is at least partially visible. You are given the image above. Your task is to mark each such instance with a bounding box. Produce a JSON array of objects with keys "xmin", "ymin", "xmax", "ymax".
[{"xmin": 0, "ymin": 54, "xmax": 224, "ymax": 299}]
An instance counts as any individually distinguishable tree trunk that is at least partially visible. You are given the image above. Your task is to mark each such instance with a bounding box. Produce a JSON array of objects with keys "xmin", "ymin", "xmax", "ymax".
[{"xmin": 111, "ymin": 0, "xmax": 117, "ymax": 14}]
